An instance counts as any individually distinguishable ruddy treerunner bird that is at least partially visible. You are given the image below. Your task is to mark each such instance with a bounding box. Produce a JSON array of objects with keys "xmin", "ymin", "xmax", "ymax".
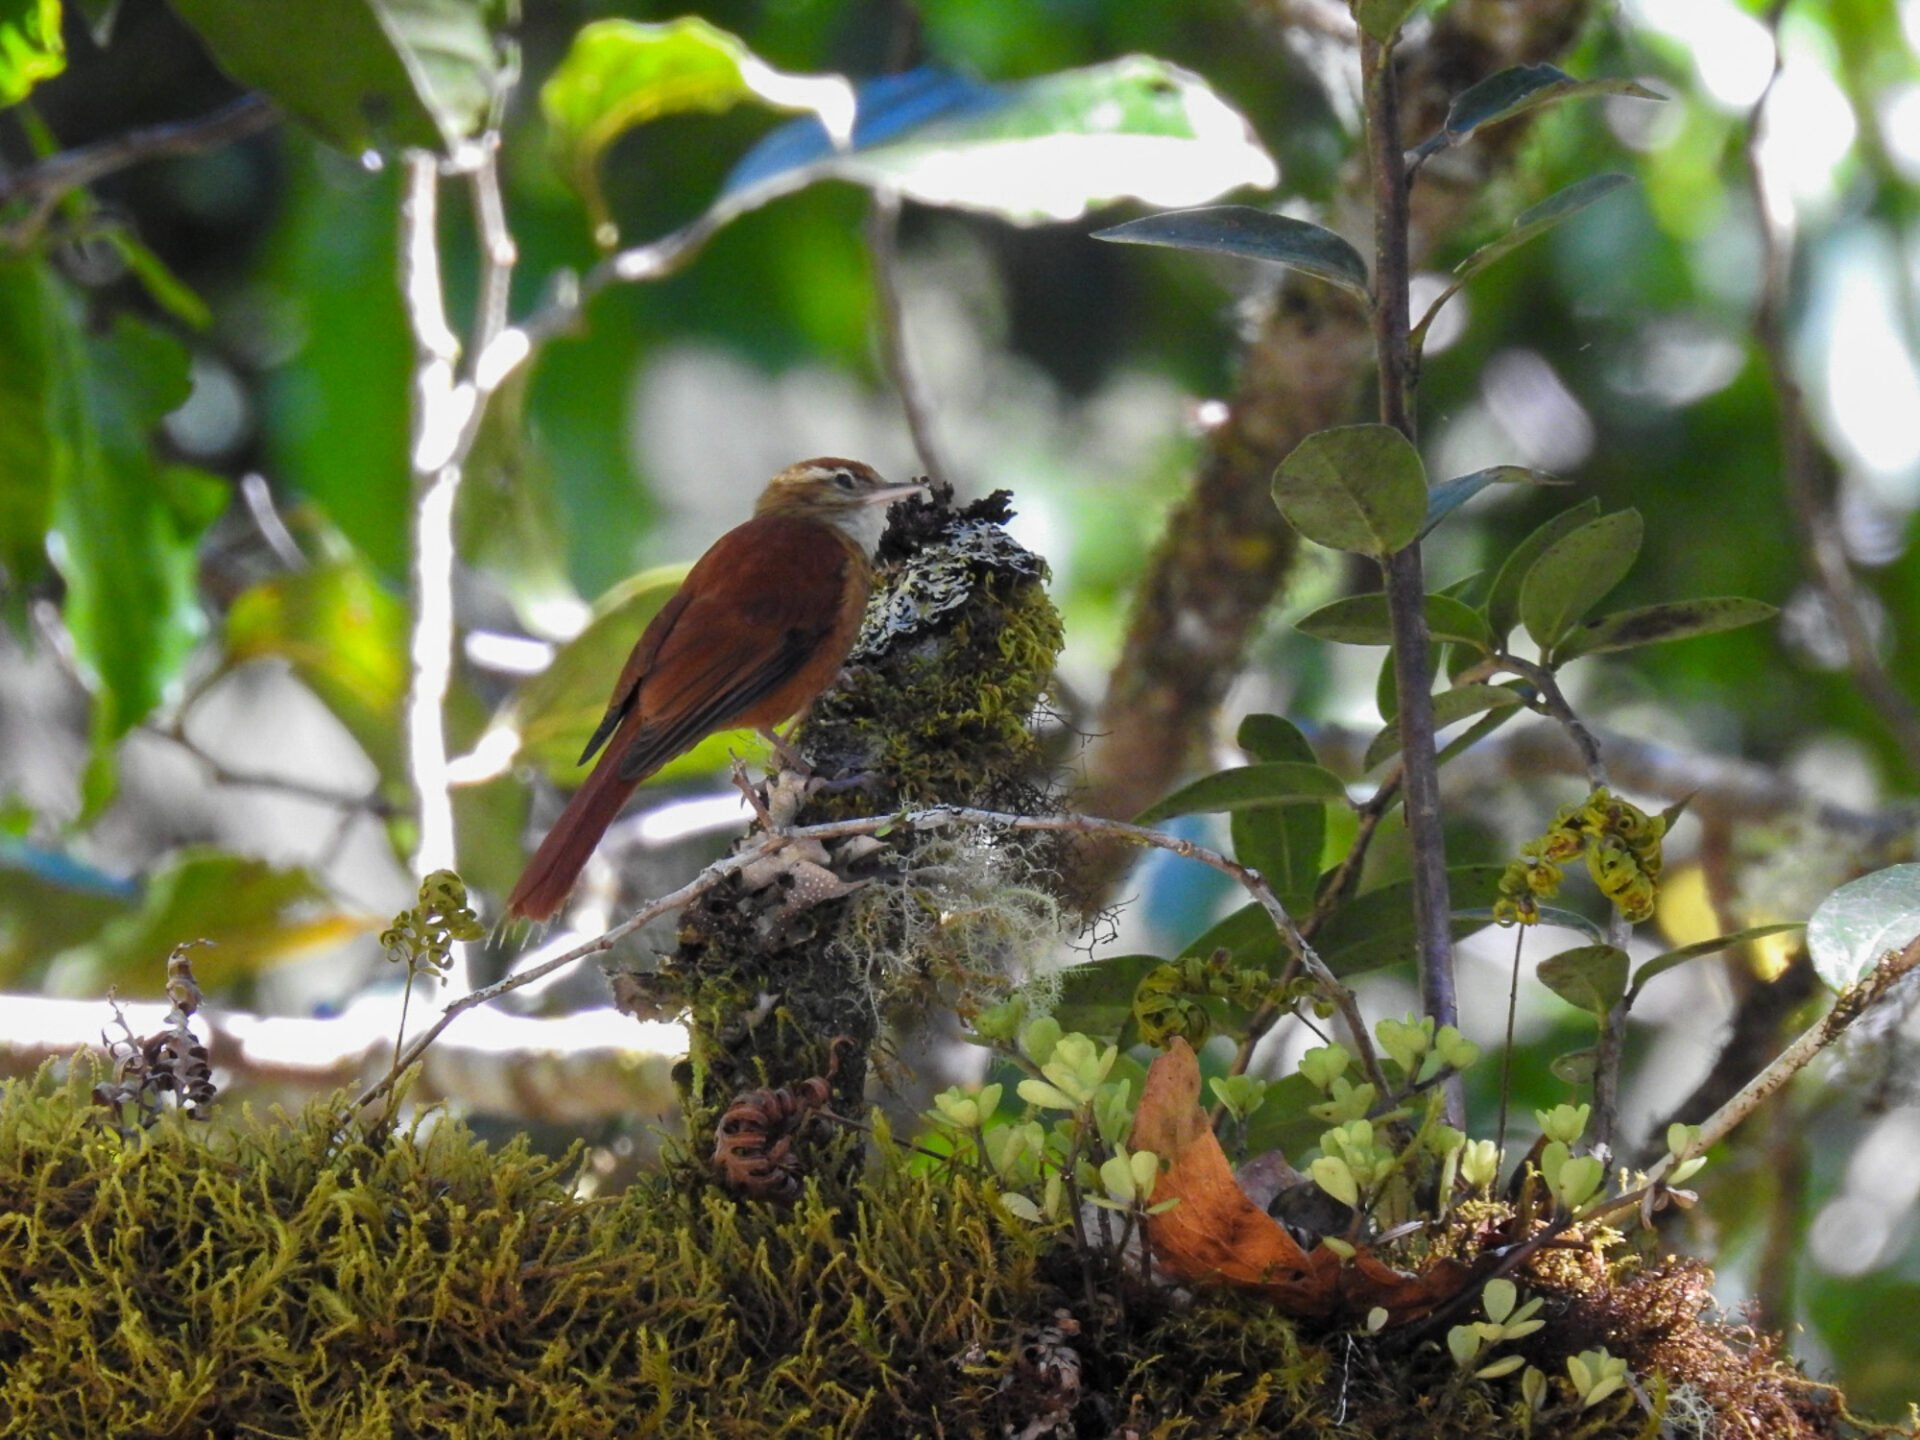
[{"xmin": 505, "ymin": 458, "xmax": 926, "ymax": 922}]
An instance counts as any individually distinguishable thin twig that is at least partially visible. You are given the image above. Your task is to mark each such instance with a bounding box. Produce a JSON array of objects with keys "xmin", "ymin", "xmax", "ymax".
[
  {"xmin": 147, "ymin": 722, "xmax": 397, "ymax": 818},
  {"xmin": 865, "ymin": 186, "xmax": 952, "ymax": 486},
  {"xmin": 238, "ymin": 473, "xmax": 309, "ymax": 572},
  {"xmin": 0, "ymin": 93, "xmax": 278, "ymax": 207},
  {"xmin": 356, "ymin": 804, "xmax": 1396, "ymax": 1112}
]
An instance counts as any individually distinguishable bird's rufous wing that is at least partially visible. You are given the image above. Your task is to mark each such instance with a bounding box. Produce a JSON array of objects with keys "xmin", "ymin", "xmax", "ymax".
[{"xmin": 592, "ymin": 515, "xmax": 856, "ymax": 783}]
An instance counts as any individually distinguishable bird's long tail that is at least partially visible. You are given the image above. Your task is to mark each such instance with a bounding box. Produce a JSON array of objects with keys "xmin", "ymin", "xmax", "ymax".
[{"xmin": 506, "ymin": 751, "xmax": 641, "ymax": 922}]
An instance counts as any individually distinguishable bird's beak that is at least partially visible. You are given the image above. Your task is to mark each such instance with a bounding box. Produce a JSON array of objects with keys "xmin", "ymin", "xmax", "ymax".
[{"xmin": 861, "ymin": 479, "xmax": 932, "ymax": 506}]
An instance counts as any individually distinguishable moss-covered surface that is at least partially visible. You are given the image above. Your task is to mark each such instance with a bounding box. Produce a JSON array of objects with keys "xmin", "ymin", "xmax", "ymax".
[{"xmin": 4, "ymin": 1063, "xmax": 1905, "ymax": 1439}]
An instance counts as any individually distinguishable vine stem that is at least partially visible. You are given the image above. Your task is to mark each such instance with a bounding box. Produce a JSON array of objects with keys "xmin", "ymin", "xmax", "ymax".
[{"xmin": 1361, "ymin": 32, "xmax": 1458, "ymax": 1104}]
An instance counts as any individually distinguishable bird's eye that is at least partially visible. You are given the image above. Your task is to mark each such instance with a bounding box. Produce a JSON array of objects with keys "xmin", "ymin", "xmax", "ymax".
[{"xmin": 833, "ymin": 469, "xmax": 858, "ymax": 490}]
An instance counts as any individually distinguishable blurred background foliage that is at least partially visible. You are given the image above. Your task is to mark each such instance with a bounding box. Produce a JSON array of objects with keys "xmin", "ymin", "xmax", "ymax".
[{"xmin": 3, "ymin": 0, "xmax": 1920, "ymax": 1418}]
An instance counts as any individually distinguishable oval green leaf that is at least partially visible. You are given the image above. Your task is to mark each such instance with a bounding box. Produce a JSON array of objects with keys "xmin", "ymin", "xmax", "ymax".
[
  {"xmin": 1273, "ymin": 424, "xmax": 1428, "ymax": 556},
  {"xmin": 543, "ymin": 17, "xmax": 856, "ymax": 246},
  {"xmin": 1295, "ymin": 592, "xmax": 1489, "ymax": 650},
  {"xmin": 1553, "ymin": 597, "xmax": 1778, "ymax": 661},
  {"xmin": 1232, "ymin": 714, "xmax": 1325, "ymax": 908},
  {"xmin": 1485, "ymin": 498, "xmax": 1601, "ymax": 644},
  {"xmin": 1135, "ymin": 762, "xmax": 1347, "ymax": 825},
  {"xmin": 1807, "ymin": 864, "xmax": 1920, "ymax": 991},
  {"xmin": 1094, "ymin": 206, "xmax": 1368, "ymax": 301},
  {"xmin": 1415, "ymin": 64, "xmax": 1665, "ymax": 161},
  {"xmin": 1627, "ymin": 923, "xmax": 1805, "ymax": 1002},
  {"xmin": 1363, "ymin": 684, "xmax": 1524, "ymax": 770},
  {"xmin": 1537, "ymin": 944, "xmax": 1629, "ymax": 1017},
  {"xmin": 171, "ymin": 0, "xmax": 505, "ymax": 153},
  {"xmin": 720, "ymin": 57, "xmax": 1278, "ymax": 230},
  {"xmin": 1519, "ymin": 508, "xmax": 1643, "ymax": 655},
  {"xmin": 1314, "ymin": 865, "xmax": 1508, "ymax": 977},
  {"xmin": 1419, "ymin": 465, "xmax": 1559, "ymax": 539}
]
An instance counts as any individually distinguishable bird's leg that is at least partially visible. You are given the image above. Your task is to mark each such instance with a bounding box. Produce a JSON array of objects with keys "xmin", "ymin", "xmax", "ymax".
[
  {"xmin": 729, "ymin": 756, "xmax": 778, "ymax": 830},
  {"xmin": 757, "ymin": 723, "xmax": 813, "ymax": 776}
]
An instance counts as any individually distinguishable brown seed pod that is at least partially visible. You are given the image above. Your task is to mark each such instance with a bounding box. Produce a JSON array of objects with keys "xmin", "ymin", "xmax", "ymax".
[{"xmin": 711, "ymin": 1037, "xmax": 852, "ymax": 1202}]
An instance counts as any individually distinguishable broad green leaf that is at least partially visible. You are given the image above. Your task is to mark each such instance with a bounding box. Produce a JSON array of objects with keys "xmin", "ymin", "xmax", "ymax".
[
  {"xmin": 1094, "ymin": 206, "xmax": 1368, "ymax": 302},
  {"xmin": 1052, "ymin": 952, "xmax": 1165, "ymax": 1042},
  {"xmin": 1518, "ymin": 508, "xmax": 1642, "ymax": 654},
  {"xmin": 0, "ymin": 851, "xmax": 137, "ymax": 988},
  {"xmin": 1484, "ymin": 499, "xmax": 1600, "ymax": 644},
  {"xmin": 1552, "ymin": 597, "xmax": 1778, "ymax": 661},
  {"xmin": 1628, "ymin": 923, "xmax": 1806, "ymax": 1002},
  {"xmin": 1232, "ymin": 713, "xmax": 1325, "ymax": 907},
  {"xmin": 457, "ymin": 365, "xmax": 586, "ymax": 639},
  {"xmin": 47, "ymin": 313, "xmax": 226, "ymax": 810},
  {"xmin": 45, "ymin": 848, "xmax": 376, "ymax": 996},
  {"xmin": 0, "ymin": 258, "xmax": 59, "ymax": 609},
  {"xmin": 1273, "ymin": 424, "xmax": 1427, "ymax": 556},
  {"xmin": 1458, "ymin": 174, "xmax": 1633, "ymax": 288},
  {"xmin": 543, "ymin": 17, "xmax": 856, "ymax": 247},
  {"xmin": 719, "ymin": 57, "xmax": 1277, "ymax": 228},
  {"xmin": 170, "ymin": 0, "xmax": 508, "ymax": 154},
  {"xmin": 1414, "ymin": 64, "xmax": 1665, "ymax": 160},
  {"xmin": 1353, "ymin": 0, "xmax": 1422, "ymax": 44},
  {"xmin": 101, "ymin": 230, "xmax": 212, "ymax": 331},
  {"xmin": 1180, "ymin": 901, "xmax": 1284, "ymax": 972},
  {"xmin": 1295, "ymin": 592, "xmax": 1490, "ymax": 650},
  {"xmin": 1363, "ymin": 684, "xmax": 1524, "ymax": 769},
  {"xmin": 1414, "ymin": 176, "xmax": 1633, "ymax": 350},
  {"xmin": 1550, "ymin": 1047, "xmax": 1597, "ymax": 1085},
  {"xmin": 1314, "ymin": 865, "xmax": 1507, "ymax": 976},
  {"xmin": 1419, "ymin": 465, "xmax": 1557, "ymax": 539},
  {"xmin": 1807, "ymin": 864, "xmax": 1920, "ymax": 991},
  {"xmin": 495, "ymin": 565, "xmax": 686, "ymax": 776},
  {"xmin": 0, "ymin": 0, "xmax": 63, "ymax": 105},
  {"xmin": 1136, "ymin": 761, "xmax": 1347, "ymax": 826},
  {"xmin": 1537, "ymin": 944, "xmax": 1628, "ymax": 1017},
  {"xmin": 1455, "ymin": 904, "xmax": 1605, "ymax": 942},
  {"xmin": 225, "ymin": 559, "xmax": 410, "ymax": 782}
]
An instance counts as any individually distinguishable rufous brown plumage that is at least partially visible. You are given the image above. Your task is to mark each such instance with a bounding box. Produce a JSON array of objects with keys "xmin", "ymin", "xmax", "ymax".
[{"xmin": 506, "ymin": 458, "xmax": 924, "ymax": 922}]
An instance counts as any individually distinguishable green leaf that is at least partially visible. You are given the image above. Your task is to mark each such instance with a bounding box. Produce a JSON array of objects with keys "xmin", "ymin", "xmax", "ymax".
[
  {"xmin": 1353, "ymin": 0, "xmax": 1422, "ymax": 44},
  {"xmin": 1807, "ymin": 864, "xmax": 1920, "ymax": 991},
  {"xmin": 1462, "ymin": 175, "xmax": 1632, "ymax": 287},
  {"xmin": 1363, "ymin": 684, "xmax": 1524, "ymax": 769},
  {"xmin": 1549, "ymin": 1046, "xmax": 1597, "ymax": 1085},
  {"xmin": 1296, "ymin": 592, "xmax": 1489, "ymax": 650},
  {"xmin": 1628, "ymin": 923, "xmax": 1805, "ymax": 1002},
  {"xmin": 1454, "ymin": 904, "xmax": 1605, "ymax": 942},
  {"xmin": 1413, "ymin": 177, "xmax": 1635, "ymax": 351},
  {"xmin": 720, "ymin": 57, "xmax": 1277, "ymax": 229},
  {"xmin": 1094, "ymin": 206, "xmax": 1368, "ymax": 302},
  {"xmin": 1552, "ymin": 597, "xmax": 1778, "ymax": 661},
  {"xmin": 1273, "ymin": 424, "xmax": 1428, "ymax": 556},
  {"xmin": 1052, "ymin": 952, "xmax": 1165, "ymax": 1042},
  {"xmin": 1232, "ymin": 713, "xmax": 1325, "ymax": 907},
  {"xmin": 1415, "ymin": 64, "xmax": 1665, "ymax": 160},
  {"xmin": 224, "ymin": 559, "xmax": 411, "ymax": 783},
  {"xmin": 1518, "ymin": 508, "xmax": 1643, "ymax": 655},
  {"xmin": 1314, "ymin": 865, "xmax": 1507, "ymax": 977},
  {"xmin": 47, "ymin": 313, "xmax": 226, "ymax": 808},
  {"xmin": 1537, "ymin": 944, "xmax": 1629, "ymax": 1017},
  {"xmin": 457, "ymin": 366, "xmax": 586, "ymax": 638},
  {"xmin": 0, "ymin": 0, "xmax": 63, "ymax": 105},
  {"xmin": 542, "ymin": 16, "xmax": 856, "ymax": 247},
  {"xmin": 494, "ymin": 564, "xmax": 688, "ymax": 777},
  {"xmin": 169, "ymin": 0, "xmax": 508, "ymax": 154},
  {"xmin": 1180, "ymin": 901, "xmax": 1284, "ymax": 973},
  {"xmin": 0, "ymin": 258, "xmax": 60, "ymax": 609},
  {"xmin": 1135, "ymin": 762, "xmax": 1347, "ymax": 826},
  {"xmin": 1420, "ymin": 465, "xmax": 1558, "ymax": 539},
  {"xmin": 45, "ymin": 849, "xmax": 374, "ymax": 996},
  {"xmin": 1484, "ymin": 500, "xmax": 1600, "ymax": 644}
]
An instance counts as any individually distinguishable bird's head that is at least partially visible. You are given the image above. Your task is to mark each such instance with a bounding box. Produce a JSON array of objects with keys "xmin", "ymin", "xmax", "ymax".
[{"xmin": 755, "ymin": 458, "xmax": 928, "ymax": 554}]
